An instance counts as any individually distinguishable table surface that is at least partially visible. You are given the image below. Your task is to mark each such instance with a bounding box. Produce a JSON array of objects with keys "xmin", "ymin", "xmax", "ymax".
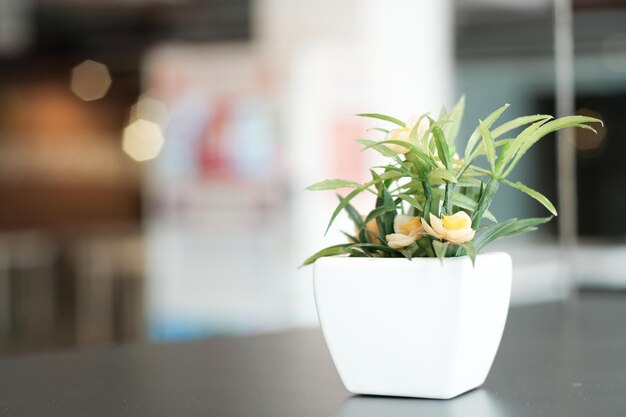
[{"xmin": 1, "ymin": 292, "xmax": 625, "ymax": 417}]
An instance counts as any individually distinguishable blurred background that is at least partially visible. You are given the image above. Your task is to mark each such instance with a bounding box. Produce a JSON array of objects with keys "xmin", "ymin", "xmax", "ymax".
[{"xmin": 0, "ymin": 0, "xmax": 624, "ymax": 355}]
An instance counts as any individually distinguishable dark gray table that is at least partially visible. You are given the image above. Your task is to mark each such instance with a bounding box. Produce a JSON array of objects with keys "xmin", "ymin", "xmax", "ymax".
[{"xmin": 1, "ymin": 292, "xmax": 625, "ymax": 416}]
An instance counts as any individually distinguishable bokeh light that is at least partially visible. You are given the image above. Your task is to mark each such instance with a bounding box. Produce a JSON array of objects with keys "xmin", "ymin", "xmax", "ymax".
[
  {"xmin": 70, "ymin": 59, "xmax": 112, "ymax": 101},
  {"xmin": 122, "ymin": 119, "xmax": 164, "ymax": 161},
  {"xmin": 130, "ymin": 96, "xmax": 169, "ymax": 128},
  {"xmin": 575, "ymin": 109, "xmax": 607, "ymax": 155}
]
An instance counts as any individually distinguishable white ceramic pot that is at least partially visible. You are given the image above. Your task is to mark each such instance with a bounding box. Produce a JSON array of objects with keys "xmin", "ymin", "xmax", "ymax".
[{"xmin": 313, "ymin": 252, "xmax": 512, "ymax": 399}]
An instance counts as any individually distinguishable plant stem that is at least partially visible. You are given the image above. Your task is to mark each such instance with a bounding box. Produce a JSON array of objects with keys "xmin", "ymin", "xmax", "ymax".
[
  {"xmin": 471, "ymin": 178, "xmax": 499, "ymax": 227},
  {"xmin": 421, "ymin": 180, "xmax": 433, "ymax": 219},
  {"xmin": 444, "ymin": 182, "xmax": 453, "ymax": 215},
  {"xmin": 417, "ymin": 237, "xmax": 435, "ymax": 257}
]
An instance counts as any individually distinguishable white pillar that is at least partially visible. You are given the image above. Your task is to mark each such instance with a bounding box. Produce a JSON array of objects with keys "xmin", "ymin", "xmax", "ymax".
[{"xmin": 356, "ymin": 0, "xmax": 454, "ymax": 116}]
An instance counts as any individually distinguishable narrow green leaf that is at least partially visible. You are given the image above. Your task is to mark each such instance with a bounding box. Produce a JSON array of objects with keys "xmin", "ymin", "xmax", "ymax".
[
  {"xmin": 351, "ymin": 243, "xmax": 399, "ymax": 255},
  {"xmin": 341, "ymin": 231, "xmax": 359, "ymax": 244},
  {"xmin": 432, "ymin": 240, "xmax": 449, "ymax": 263},
  {"xmin": 408, "ymin": 113, "xmax": 429, "ymax": 139},
  {"xmin": 457, "ymin": 241, "xmax": 477, "ymax": 266},
  {"xmin": 338, "ymin": 196, "xmax": 368, "ymax": 242},
  {"xmin": 430, "ymin": 119, "xmax": 452, "ymax": 170},
  {"xmin": 370, "ymin": 169, "xmax": 383, "ymax": 195},
  {"xmin": 491, "ymin": 114, "xmax": 552, "ymax": 139},
  {"xmin": 442, "ymin": 96, "xmax": 465, "ymax": 145},
  {"xmin": 478, "ymin": 120, "xmax": 496, "ymax": 170},
  {"xmin": 357, "ymin": 113, "xmax": 405, "ymax": 127},
  {"xmin": 360, "ymin": 139, "xmax": 435, "ymax": 168},
  {"xmin": 430, "ymin": 188, "xmax": 496, "ymax": 222},
  {"xmin": 470, "ymin": 179, "xmax": 500, "ymax": 228},
  {"xmin": 366, "ymin": 127, "xmax": 390, "ymax": 134},
  {"xmin": 428, "ymin": 168, "xmax": 458, "ymax": 184},
  {"xmin": 495, "ymin": 140, "xmax": 512, "ymax": 172},
  {"xmin": 346, "ymin": 248, "xmax": 371, "ymax": 257},
  {"xmin": 473, "ymin": 217, "xmax": 551, "ymax": 251},
  {"xmin": 464, "ymin": 103, "xmax": 510, "ymax": 160},
  {"xmin": 499, "ymin": 119, "xmax": 551, "ymax": 175},
  {"xmin": 399, "ymin": 242, "xmax": 420, "ymax": 260},
  {"xmin": 501, "ymin": 179, "xmax": 557, "ymax": 216},
  {"xmin": 364, "ymin": 206, "xmax": 397, "ymax": 225},
  {"xmin": 325, "ymin": 180, "xmax": 377, "ymax": 235},
  {"xmin": 382, "ymin": 186, "xmax": 396, "ymax": 236},
  {"xmin": 306, "ymin": 179, "xmax": 361, "ymax": 191},
  {"xmin": 503, "ymin": 115, "xmax": 602, "ymax": 177},
  {"xmin": 354, "ymin": 138, "xmax": 405, "ymax": 166},
  {"xmin": 570, "ymin": 123, "xmax": 598, "ymax": 134},
  {"xmin": 340, "ymin": 196, "xmax": 364, "ymax": 227},
  {"xmin": 397, "ymin": 194, "xmax": 424, "ymax": 211},
  {"xmin": 301, "ymin": 244, "xmax": 349, "ymax": 267}
]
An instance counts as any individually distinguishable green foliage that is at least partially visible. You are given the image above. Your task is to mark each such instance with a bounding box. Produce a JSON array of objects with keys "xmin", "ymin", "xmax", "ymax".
[{"xmin": 302, "ymin": 100, "xmax": 602, "ymax": 266}]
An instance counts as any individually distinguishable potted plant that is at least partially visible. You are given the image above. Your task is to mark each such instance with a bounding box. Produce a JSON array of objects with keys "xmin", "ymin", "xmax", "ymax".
[{"xmin": 302, "ymin": 97, "xmax": 601, "ymax": 399}]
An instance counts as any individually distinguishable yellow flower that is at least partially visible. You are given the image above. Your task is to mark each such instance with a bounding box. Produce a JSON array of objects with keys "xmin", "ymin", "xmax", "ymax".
[
  {"xmin": 422, "ymin": 211, "xmax": 475, "ymax": 245},
  {"xmin": 386, "ymin": 215, "xmax": 423, "ymax": 249},
  {"xmin": 384, "ymin": 116, "xmax": 429, "ymax": 154}
]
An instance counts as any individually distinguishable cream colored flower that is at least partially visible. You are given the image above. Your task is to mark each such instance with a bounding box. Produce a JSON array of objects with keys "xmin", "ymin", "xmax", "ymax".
[
  {"xmin": 384, "ymin": 116, "xmax": 429, "ymax": 154},
  {"xmin": 386, "ymin": 215, "xmax": 423, "ymax": 249},
  {"xmin": 422, "ymin": 211, "xmax": 475, "ymax": 244}
]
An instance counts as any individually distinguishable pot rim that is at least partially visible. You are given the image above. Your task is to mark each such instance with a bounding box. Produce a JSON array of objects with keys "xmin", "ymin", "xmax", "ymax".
[{"xmin": 313, "ymin": 251, "xmax": 510, "ymax": 265}]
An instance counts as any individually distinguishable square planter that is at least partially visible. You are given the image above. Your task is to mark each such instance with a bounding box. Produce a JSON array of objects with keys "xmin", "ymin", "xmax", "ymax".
[{"xmin": 313, "ymin": 252, "xmax": 512, "ymax": 399}]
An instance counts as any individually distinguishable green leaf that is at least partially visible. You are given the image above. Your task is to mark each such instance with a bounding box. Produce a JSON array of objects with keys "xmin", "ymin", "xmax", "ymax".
[
  {"xmin": 357, "ymin": 113, "xmax": 405, "ymax": 127},
  {"xmin": 464, "ymin": 103, "xmax": 510, "ymax": 160},
  {"xmin": 473, "ymin": 217, "xmax": 552, "ymax": 251},
  {"xmin": 491, "ymin": 114, "xmax": 552, "ymax": 139},
  {"xmin": 346, "ymin": 248, "xmax": 371, "ymax": 257},
  {"xmin": 478, "ymin": 120, "xmax": 496, "ymax": 170},
  {"xmin": 442, "ymin": 96, "xmax": 465, "ymax": 145},
  {"xmin": 408, "ymin": 113, "xmax": 429, "ymax": 139},
  {"xmin": 398, "ymin": 242, "xmax": 420, "ymax": 260},
  {"xmin": 432, "ymin": 240, "xmax": 450, "ymax": 263},
  {"xmin": 499, "ymin": 119, "xmax": 551, "ymax": 175},
  {"xmin": 503, "ymin": 115, "xmax": 602, "ymax": 177},
  {"xmin": 325, "ymin": 180, "xmax": 376, "ymax": 235},
  {"xmin": 397, "ymin": 194, "xmax": 424, "ymax": 211},
  {"xmin": 430, "ymin": 118, "xmax": 452, "ymax": 170},
  {"xmin": 428, "ymin": 168, "xmax": 458, "ymax": 184},
  {"xmin": 570, "ymin": 123, "xmax": 598, "ymax": 134},
  {"xmin": 301, "ymin": 244, "xmax": 349, "ymax": 267},
  {"xmin": 364, "ymin": 205, "xmax": 397, "ymax": 225},
  {"xmin": 501, "ymin": 179, "xmax": 557, "ymax": 216},
  {"xmin": 341, "ymin": 196, "xmax": 364, "ymax": 227},
  {"xmin": 431, "ymin": 188, "xmax": 476, "ymax": 210},
  {"xmin": 381, "ymin": 186, "xmax": 396, "ymax": 236},
  {"xmin": 470, "ymin": 179, "xmax": 500, "ymax": 227},
  {"xmin": 341, "ymin": 231, "xmax": 359, "ymax": 244},
  {"xmin": 457, "ymin": 241, "xmax": 477, "ymax": 266},
  {"xmin": 370, "ymin": 169, "xmax": 383, "ymax": 195},
  {"xmin": 350, "ymin": 243, "xmax": 399, "ymax": 255},
  {"xmin": 354, "ymin": 138, "xmax": 405, "ymax": 165},
  {"xmin": 360, "ymin": 139, "xmax": 435, "ymax": 168},
  {"xmin": 338, "ymin": 196, "xmax": 368, "ymax": 242},
  {"xmin": 430, "ymin": 188, "xmax": 497, "ymax": 223},
  {"xmin": 306, "ymin": 179, "xmax": 361, "ymax": 191},
  {"xmin": 495, "ymin": 140, "xmax": 512, "ymax": 172},
  {"xmin": 367, "ymin": 127, "xmax": 390, "ymax": 134},
  {"xmin": 381, "ymin": 165, "xmax": 423, "ymax": 182}
]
